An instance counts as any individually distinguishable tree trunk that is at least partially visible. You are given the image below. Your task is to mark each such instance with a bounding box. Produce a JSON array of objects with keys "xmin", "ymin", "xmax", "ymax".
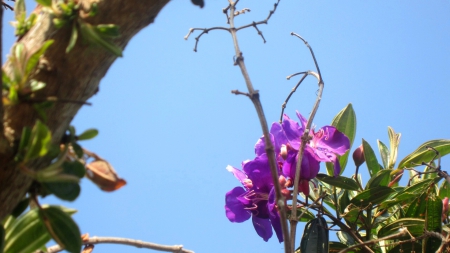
[{"xmin": 0, "ymin": 0, "xmax": 170, "ymax": 220}]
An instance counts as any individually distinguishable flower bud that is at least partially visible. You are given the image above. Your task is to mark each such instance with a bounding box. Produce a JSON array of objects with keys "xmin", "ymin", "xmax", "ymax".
[
  {"xmin": 243, "ymin": 178, "xmax": 253, "ymax": 189},
  {"xmin": 352, "ymin": 145, "xmax": 365, "ymax": 167}
]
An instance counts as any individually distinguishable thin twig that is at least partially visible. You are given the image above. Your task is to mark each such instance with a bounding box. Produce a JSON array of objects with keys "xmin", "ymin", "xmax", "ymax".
[
  {"xmin": 184, "ymin": 27, "xmax": 230, "ymax": 52},
  {"xmin": 45, "ymin": 237, "xmax": 195, "ymax": 253},
  {"xmin": 227, "ymin": 1, "xmax": 290, "ymax": 252},
  {"xmin": 279, "ymin": 71, "xmax": 307, "ymax": 123},
  {"xmin": 288, "ymin": 34, "xmax": 324, "ymax": 252}
]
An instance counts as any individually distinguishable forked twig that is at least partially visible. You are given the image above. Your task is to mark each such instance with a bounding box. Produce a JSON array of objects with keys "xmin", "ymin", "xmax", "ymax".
[{"xmin": 286, "ymin": 33, "xmax": 324, "ymax": 251}]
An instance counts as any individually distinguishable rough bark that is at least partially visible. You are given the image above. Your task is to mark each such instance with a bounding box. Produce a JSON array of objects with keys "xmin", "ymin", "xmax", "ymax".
[{"xmin": 0, "ymin": 0, "xmax": 170, "ymax": 220}]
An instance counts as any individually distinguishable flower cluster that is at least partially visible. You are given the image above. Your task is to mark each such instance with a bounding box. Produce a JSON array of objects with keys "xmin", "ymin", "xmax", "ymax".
[{"xmin": 225, "ymin": 111, "xmax": 350, "ymax": 242}]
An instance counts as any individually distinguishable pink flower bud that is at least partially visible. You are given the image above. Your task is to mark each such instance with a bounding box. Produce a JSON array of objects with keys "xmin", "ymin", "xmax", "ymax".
[
  {"xmin": 352, "ymin": 145, "xmax": 365, "ymax": 167},
  {"xmin": 280, "ymin": 144, "xmax": 288, "ymax": 160},
  {"xmin": 442, "ymin": 197, "xmax": 449, "ymax": 222}
]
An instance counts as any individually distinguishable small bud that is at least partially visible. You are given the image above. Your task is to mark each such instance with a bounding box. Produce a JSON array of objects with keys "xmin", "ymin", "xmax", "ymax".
[
  {"xmin": 442, "ymin": 197, "xmax": 449, "ymax": 222},
  {"xmin": 281, "ymin": 189, "xmax": 292, "ymax": 200},
  {"xmin": 352, "ymin": 145, "xmax": 365, "ymax": 167},
  {"xmin": 279, "ymin": 175, "xmax": 286, "ymax": 186}
]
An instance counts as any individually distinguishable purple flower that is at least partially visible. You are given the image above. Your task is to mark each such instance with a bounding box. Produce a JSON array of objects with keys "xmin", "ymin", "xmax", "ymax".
[
  {"xmin": 225, "ymin": 154, "xmax": 283, "ymax": 242},
  {"xmin": 280, "ymin": 112, "xmax": 350, "ymax": 178}
]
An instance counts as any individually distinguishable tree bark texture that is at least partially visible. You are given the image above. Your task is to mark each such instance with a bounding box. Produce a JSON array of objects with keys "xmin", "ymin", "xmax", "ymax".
[{"xmin": 0, "ymin": 0, "xmax": 170, "ymax": 220}]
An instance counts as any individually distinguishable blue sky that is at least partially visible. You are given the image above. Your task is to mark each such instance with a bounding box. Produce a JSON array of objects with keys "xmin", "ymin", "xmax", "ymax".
[{"xmin": 3, "ymin": 1, "xmax": 450, "ymax": 252}]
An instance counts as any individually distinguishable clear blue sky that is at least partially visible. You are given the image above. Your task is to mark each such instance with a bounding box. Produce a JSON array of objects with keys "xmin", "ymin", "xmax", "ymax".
[{"xmin": 3, "ymin": 1, "xmax": 450, "ymax": 252}]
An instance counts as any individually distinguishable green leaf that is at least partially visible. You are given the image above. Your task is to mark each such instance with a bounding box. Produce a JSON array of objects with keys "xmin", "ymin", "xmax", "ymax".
[
  {"xmin": 286, "ymin": 206, "xmax": 315, "ymax": 222},
  {"xmin": 39, "ymin": 206, "xmax": 81, "ymax": 253},
  {"xmin": 387, "ymin": 127, "xmax": 401, "ymax": 169},
  {"xmin": 439, "ymin": 180, "xmax": 450, "ymax": 199},
  {"xmin": 25, "ymin": 40, "xmax": 54, "ymax": 77},
  {"xmin": 326, "ymin": 103, "xmax": 357, "ymax": 175},
  {"xmin": 14, "ymin": 0, "xmax": 26, "ymax": 22},
  {"xmin": 362, "ymin": 139, "xmax": 379, "ymax": 176},
  {"xmin": 77, "ymin": 128, "xmax": 98, "ymax": 141},
  {"xmin": 11, "ymin": 198, "xmax": 29, "ymax": 218},
  {"xmin": 377, "ymin": 139, "xmax": 389, "ymax": 169},
  {"xmin": 425, "ymin": 193, "xmax": 443, "ymax": 253},
  {"xmin": 95, "ymin": 24, "xmax": 120, "ymax": 38},
  {"xmin": 397, "ymin": 139, "xmax": 450, "ymax": 169},
  {"xmin": 42, "ymin": 182, "xmax": 80, "ymax": 201},
  {"xmin": 62, "ymin": 161, "xmax": 86, "ymax": 178},
  {"xmin": 35, "ymin": 0, "xmax": 52, "ymax": 7},
  {"xmin": 24, "ymin": 120, "xmax": 52, "ymax": 162},
  {"xmin": 380, "ymin": 178, "xmax": 438, "ymax": 209},
  {"xmin": 71, "ymin": 142, "xmax": 84, "ymax": 158},
  {"xmin": 66, "ymin": 25, "xmax": 78, "ymax": 53},
  {"xmin": 4, "ymin": 209, "xmax": 51, "ymax": 253},
  {"xmin": 79, "ymin": 21, "xmax": 123, "ymax": 57},
  {"xmin": 337, "ymin": 231, "xmax": 355, "ymax": 246},
  {"xmin": 316, "ymin": 174, "xmax": 359, "ymax": 191},
  {"xmin": 378, "ymin": 218, "xmax": 425, "ymax": 237},
  {"xmin": 405, "ymin": 193, "xmax": 426, "ymax": 218},
  {"xmin": 338, "ymin": 190, "xmax": 351, "ymax": 215},
  {"xmin": 15, "ymin": 127, "xmax": 31, "ymax": 162},
  {"xmin": 350, "ymin": 186, "xmax": 394, "ymax": 207},
  {"xmin": 366, "ymin": 169, "xmax": 391, "ymax": 189}
]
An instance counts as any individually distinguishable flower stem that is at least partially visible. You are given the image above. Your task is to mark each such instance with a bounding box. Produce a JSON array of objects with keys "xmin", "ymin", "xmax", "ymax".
[{"xmin": 228, "ymin": 2, "xmax": 291, "ymax": 252}]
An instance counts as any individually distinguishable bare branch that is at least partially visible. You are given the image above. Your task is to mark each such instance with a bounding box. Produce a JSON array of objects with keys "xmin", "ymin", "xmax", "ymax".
[
  {"xmin": 184, "ymin": 27, "xmax": 230, "ymax": 52},
  {"xmin": 45, "ymin": 237, "xmax": 195, "ymax": 253}
]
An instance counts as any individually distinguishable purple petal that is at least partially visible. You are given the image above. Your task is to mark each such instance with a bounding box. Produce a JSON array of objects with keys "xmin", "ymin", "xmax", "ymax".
[
  {"xmin": 268, "ymin": 188, "xmax": 283, "ymax": 243},
  {"xmin": 243, "ymin": 154, "xmax": 273, "ymax": 191},
  {"xmin": 252, "ymin": 215, "xmax": 273, "ymax": 242},
  {"xmin": 270, "ymin": 122, "xmax": 288, "ymax": 154},
  {"xmin": 225, "ymin": 187, "xmax": 251, "ymax": 222},
  {"xmin": 331, "ymin": 155, "xmax": 342, "ymax": 177},
  {"xmin": 296, "ymin": 111, "xmax": 308, "ymax": 129},
  {"xmin": 314, "ymin": 126, "xmax": 350, "ymax": 155},
  {"xmin": 226, "ymin": 165, "xmax": 247, "ymax": 184},
  {"xmin": 255, "ymin": 133, "xmax": 275, "ymax": 156},
  {"xmin": 301, "ymin": 148, "xmax": 321, "ymax": 180},
  {"xmin": 282, "ymin": 150, "xmax": 297, "ymax": 179},
  {"xmin": 282, "ymin": 114, "xmax": 303, "ymax": 150}
]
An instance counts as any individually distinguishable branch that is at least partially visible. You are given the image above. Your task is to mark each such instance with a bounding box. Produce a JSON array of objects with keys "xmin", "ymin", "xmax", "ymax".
[
  {"xmin": 45, "ymin": 237, "xmax": 194, "ymax": 253},
  {"xmin": 228, "ymin": 1, "xmax": 291, "ymax": 252},
  {"xmin": 288, "ymin": 34, "xmax": 324, "ymax": 251},
  {"xmin": 0, "ymin": 0, "xmax": 171, "ymax": 220}
]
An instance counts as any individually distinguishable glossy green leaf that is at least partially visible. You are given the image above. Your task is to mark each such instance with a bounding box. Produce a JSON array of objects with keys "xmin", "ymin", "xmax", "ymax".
[
  {"xmin": 11, "ymin": 198, "xmax": 29, "ymax": 218},
  {"xmin": 425, "ymin": 193, "xmax": 442, "ymax": 253},
  {"xmin": 62, "ymin": 161, "xmax": 86, "ymax": 178},
  {"xmin": 15, "ymin": 127, "xmax": 31, "ymax": 162},
  {"xmin": 439, "ymin": 180, "xmax": 450, "ymax": 199},
  {"xmin": 286, "ymin": 206, "xmax": 315, "ymax": 222},
  {"xmin": 387, "ymin": 127, "xmax": 401, "ymax": 169},
  {"xmin": 79, "ymin": 21, "xmax": 123, "ymax": 57},
  {"xmin": 66, "ymin": 25, "xmax": 78, "ymax": 53},
  {"xmin": 405, "ymin": 193, "xmax": 426, "ymax": 218},
  {"xmin": 300, "ymin": 217, "xmax": 329, "ymax": 253},
  {"xmin": 95, "ymin": 24, "xmax": 120, "ymax": 38},
  {"xmin": 338, "ymin": 190, "xmax": 351, "ymax": 215},
  {"xmin": 71, "ymin": 142, "xmax": 84, "ymax": 158},
  {"xmin": 377, "ymin": 139, "xmax": 389, "ymax": 169},
  {"xmin": 362, "ymin": 139, "xmax": 379, "ymax": 176},
  {"xmin": 14, "ymin": 0, "xmax": 26, "ymax": 22},
  {"xmin": 397, "ymin": 139, "xmax": 450, "ymax": 169},
  {"xmin": 35, "ymin": 0, "xmax": 52, "ymax": 7},
  {"xmin": 77, "ymin": 128, "xmax": 98, "ymax": 141},
  {"xmin": 378, "ymin": 218, "xmax": 425, "ymax": 237},
  {"xmin": 25, "ymin": 40, "xmax": 54, "ymax": 77},
  {"xmin": 24, "ymin": 120, "xmax": 52, "ymax": 162},
  {"xmin": 42, "ymin": 182, "xmax": 80, "ymax": 201},
  {"xmin": 4, "ymin": 209, "xmax": 50, "ymax": 253},
  {"xmin": 366, "ymin": 169, "xmax": 391, "ymax": 189},
  {"xmin": 39, "ymin": 206, "xmax": 81, "ymax": 253},
  {"xmin": 350, "ymin": 186, "xmax": 394, "ymax": 207},
  {"xmin": 337, "ymin": 231, "xmax": 355, "ymax": 246},
  {"xmin": 316, "ymin": 174, "xmax": 359, "ymax": 191},
  {"xmin": 326, "ymin": 104, "xmax": 357, "ymax": 175}
]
